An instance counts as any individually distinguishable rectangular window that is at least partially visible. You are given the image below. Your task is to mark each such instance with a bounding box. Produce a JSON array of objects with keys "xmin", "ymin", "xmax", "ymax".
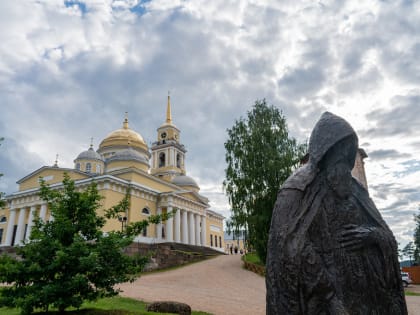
[
  {"xmin": 219, "ymin": 236, "xmax": 222, "ymax": 248},
  {"xmin": 23, "ymin": 224, "xmax": 28, "ymax": 241},
  {"xmin": 0, "ymin": 228, "xmax": 3, "ymax": 244},
  {"xmin": 11, "ymin": 225, "xmax": 17, "ymax": 246},
  {"xmin": 215, "ymin": 236, "xmax": 218, "ymax": 247},
  {"xmin": 210, "ymin": 234, "xmax": 213, "ymax": 247}
]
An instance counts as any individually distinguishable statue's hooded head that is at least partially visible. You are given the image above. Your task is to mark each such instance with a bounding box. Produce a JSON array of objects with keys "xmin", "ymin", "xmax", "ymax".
[{"xmin": 308, "ymin": 112, "xmax": 358, "ymax": 169}]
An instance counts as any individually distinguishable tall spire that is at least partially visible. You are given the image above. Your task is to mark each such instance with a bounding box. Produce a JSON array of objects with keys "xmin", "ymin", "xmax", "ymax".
[
  {"xmin": 90, "ymin": 137, "xmax": 94, "ymax": 149},
  {"xmin": 166, "ymin": 91, "xmax": 172, "ymax": 124},
  {"xmin": 54, "ymin": 154, "xmax": 59, "ymax": 167},
  {"xmin": 123, "ymin": 112, "xmax": 129, "ymax": 129}
]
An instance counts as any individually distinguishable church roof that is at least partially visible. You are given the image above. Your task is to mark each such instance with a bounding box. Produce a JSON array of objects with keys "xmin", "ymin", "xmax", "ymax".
[
  {"xmin": 75, "ymin": 147, "xmax": 103, "ymax": 161},
  {"xmin": 172, "ymin": 174, "xmax": 199, "ymax": 188},
  {"xmin": 99, "ymin": 114, "xmax": 148, "ymax": 152},
  {"xmin": 107, "ymin": 148, "xmax": 149, "ymax": 165}
]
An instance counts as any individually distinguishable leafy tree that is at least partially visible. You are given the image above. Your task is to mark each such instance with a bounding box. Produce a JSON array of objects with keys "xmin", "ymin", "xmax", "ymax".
[
  {"xmin": 0, "ymin": 137, "xmax": 5, "ymax": 208},
  {"xmin": 414, "ymin": 207, "xmax": 420, "ymax": 264},
  {"xmin": 402, "ymin": 241, "xmax": 415, "ymax": 266},
  {"xmin": 223, "ymin": 99, "xmax": 306, "ymax": 263},
  {"xmin": 0, "ymin": 174, "xmax": 172, "ymax": 315},
  {"xmin": 397, "ymin": 242, "xmax": 404, "ymax": 261}
]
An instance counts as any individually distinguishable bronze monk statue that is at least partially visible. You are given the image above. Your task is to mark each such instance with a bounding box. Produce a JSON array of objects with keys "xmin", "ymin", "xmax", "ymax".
[{"xmin": 266, "ymin": 112, "xmax": 407, "ymax": 315}]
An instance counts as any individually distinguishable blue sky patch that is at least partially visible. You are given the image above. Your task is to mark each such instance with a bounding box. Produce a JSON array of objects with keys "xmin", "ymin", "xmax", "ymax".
[
  {"xmin": 64, "ymin": 0, "xmax": 87, "ymax": 14},
  {"xmin": 129, "ymin": 0, "xmax": 151, "ymax": 16}
]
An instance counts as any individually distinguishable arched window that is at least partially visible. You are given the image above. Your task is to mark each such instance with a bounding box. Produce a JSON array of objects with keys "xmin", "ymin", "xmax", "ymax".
[
  {"xmin": 176, "ymin": 153, "xmax": 181, "ymax": 168},
  {"xmin": 142, "ymin": 227, "xmax": 147, "ymax": 237},
  {"xmin": 215, "ymin": 235, "xmax": 218, "ymax": 247},
  {"xmin": 142, "ymin": 208, "xmax": 150, "ymax": 215},
  {"xmin": 0, "ymin": 216, "xmax": 7, "ymax": 223},
  {"xmin": 86, "ymin": 163, "xmax": 92, "ymax": 173},
  {"xmin": 159, "ymin": 152, "xmax": 165, "ymax": 167},
  {"xmin": 96, "ymin": 164, "xmax": 101, "ymax": 173},
  {"xmin": 219, "ymin": 236, "xmax": 222, "ymax": 248},
  {"xmin": 76, "ymin": 163, "xmax": 81, "ymax": 170},
  {"xmin": 210, "ymin": 234, "xmax": 213, "ymax": 247}
]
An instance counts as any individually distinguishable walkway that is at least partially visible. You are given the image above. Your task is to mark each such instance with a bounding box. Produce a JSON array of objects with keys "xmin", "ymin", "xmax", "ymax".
[
  {"xmin": 119, "ymin": 254, "xmax": 265, "ymax": 315},
  {"xmin": 119, "ymin": 254, "xmax": 420, "ymax": 315}
]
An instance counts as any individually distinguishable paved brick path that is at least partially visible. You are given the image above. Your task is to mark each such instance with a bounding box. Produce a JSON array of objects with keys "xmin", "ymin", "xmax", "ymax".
[
  {"xmin": 119, "ymin": 254, "xmax": 265, "ymax": 315},
  {"xmin": 119, "ymin": 254, "xmax": 420, "ymax": 315},
  {"xmin": 406, "ymin": 284, "xmax": 420, "ymax": 315}
]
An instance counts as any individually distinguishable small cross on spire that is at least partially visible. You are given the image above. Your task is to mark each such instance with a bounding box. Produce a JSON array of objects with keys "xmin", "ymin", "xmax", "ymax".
[{"xmin": 123, "ymin": 112, "xmax": 129, "ymax": 129}]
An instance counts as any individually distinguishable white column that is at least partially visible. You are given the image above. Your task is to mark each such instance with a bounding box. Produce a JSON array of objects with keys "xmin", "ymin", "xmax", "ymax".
[
  {"xmin": 156, "ymin": 207, "xmax": 162, "ymax": 240},
  {"xmin": 25, "ymin": 206, "xmax": 37, "ymax": 242},
  {"xmin": 172, "ymin": 148, "xmax": 176, "ymax": 166},
  {"xmin": 166, "ymin": 206, "xmax": 173, "ymax": 242},
  {"xmin": 181, "ymin": 210, "xmax": 188, "ymax": 244},
  {"xmin": 201, "ymin": 215, "xmax": 207, "ymax": 246},
  {"xmin": 189, "ymin": 211, "xmax": 195, "ymax": 245},
  {"xmin": 15, "ymin": 208, "xmax": 27, "ymax": 245},
  {"xmin": 39, "ymin": 203, "xmax": 47, "ymax": 222},
  {"xmin": 5, "ymin": 208, "xmax": 17, "ymax": 246},
  {"xmin": 174, "ymin": 208, "xmax": 181, "ymax": 243},
  {"xmin": 195, "ymin": 214, "xmax": 201, "ymax": 246}
]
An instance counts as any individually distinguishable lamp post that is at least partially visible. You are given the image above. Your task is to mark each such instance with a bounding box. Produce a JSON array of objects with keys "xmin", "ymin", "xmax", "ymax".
[{"xmin": 118, "ymin": 215, "xmax": 127, "ymax": 232}]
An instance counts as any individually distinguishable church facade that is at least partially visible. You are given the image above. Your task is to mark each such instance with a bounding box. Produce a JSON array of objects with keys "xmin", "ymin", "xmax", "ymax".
[{"xmin": 0, "ymin": 97, "xmax": 225, "ymax": 251}]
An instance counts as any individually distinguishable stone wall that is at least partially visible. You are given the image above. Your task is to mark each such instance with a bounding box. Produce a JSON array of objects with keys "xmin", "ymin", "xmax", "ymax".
[
  {"xmin": 0, "ymin": 242, "xmax": 221, "ymax": 271},
  {"xmin": 0, "ymin": 246, "xmax": 18, "ymax": 258},
  {"xmin": 124, "ymin": 242, "xmax": 222, "ymax": 271}
]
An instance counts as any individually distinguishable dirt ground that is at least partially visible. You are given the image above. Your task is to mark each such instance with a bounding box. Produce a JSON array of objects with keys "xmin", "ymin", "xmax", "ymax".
[{"xmin": 119, "ymin": 254, "xmax": 420, "ymax": 315}]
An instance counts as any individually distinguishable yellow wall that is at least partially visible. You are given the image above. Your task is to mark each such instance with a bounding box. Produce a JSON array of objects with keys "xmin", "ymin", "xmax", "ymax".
[
  {"xmin": 115, "ymin": 172, "xmax": 175, "ymax": 193},
  {"xmin": 106, "ymin": 160, "xmax": 148, "ymax": 172},
  {"xmin": 19, "ymin": 169, "xmax": 89, "ymax": 191},
  {"xmin": 98, "ymin": 187, "xmax": 158, "ymax": 237},
  {"xmin": 0, "ymin": 206, "xmax": 12, "ymax": 244},
  {"xmin": 75, "ymin": 159, "xmax": 104, "ymax": 174},
  {"xmin": 207, "ymin": 215, "xmax": 224, "ymax": 249}
]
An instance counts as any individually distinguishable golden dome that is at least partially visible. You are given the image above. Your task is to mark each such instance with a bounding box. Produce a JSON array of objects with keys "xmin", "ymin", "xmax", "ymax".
[{"xmin": 99, "ymin": 115, "xmax": 148, "ymax": 152}]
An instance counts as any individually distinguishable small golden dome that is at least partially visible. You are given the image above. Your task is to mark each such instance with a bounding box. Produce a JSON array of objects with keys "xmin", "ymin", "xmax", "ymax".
[{"xmin": 99, "ymin": 115, "xmax": 148, "ymax": 152}]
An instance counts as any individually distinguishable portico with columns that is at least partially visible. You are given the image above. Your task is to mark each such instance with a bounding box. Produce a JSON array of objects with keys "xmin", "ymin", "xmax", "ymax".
[
  {"xmin": 155, "ymin": 194, "xmax": 208, "ymax": 246},
  {"xmin": 3, "ymin": 193, "xmax": 49, "ymax": 247}
]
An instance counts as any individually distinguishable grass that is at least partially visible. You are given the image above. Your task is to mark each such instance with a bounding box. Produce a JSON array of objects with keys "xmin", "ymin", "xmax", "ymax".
[
  {"xmin": 0, "ymin": 296, "xmax": 212, "ymax": 315},
  {"xmin": 243, "ymin": 252, "xmax": 264, "ymax": 266},
  {"xmin": 405, "ymin": 290, "xmax": 420, "ymax": 296}
]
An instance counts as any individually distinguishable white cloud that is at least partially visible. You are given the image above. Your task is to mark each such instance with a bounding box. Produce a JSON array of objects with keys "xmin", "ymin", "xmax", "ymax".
[{"xmin": 1, "ymin": 0, "xmax": 420, "ymax": 247}]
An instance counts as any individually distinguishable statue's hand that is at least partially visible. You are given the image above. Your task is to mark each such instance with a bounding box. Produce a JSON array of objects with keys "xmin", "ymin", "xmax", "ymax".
[
  {"xmin": 339, "ymin": 224, "xmax": 375, "ymax": 251},
  {"xmin": 329, "ymin": 296, "xmax": 350, "ymax": 315}
]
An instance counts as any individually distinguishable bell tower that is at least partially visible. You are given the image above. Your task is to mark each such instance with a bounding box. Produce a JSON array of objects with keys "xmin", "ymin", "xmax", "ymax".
[{"xmin": 151, "ymin": 94, "xmax": 187, "ymax": 181}]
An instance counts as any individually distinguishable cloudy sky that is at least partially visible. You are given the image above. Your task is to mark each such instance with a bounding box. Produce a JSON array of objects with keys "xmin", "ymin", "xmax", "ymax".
[{"xmin": 1, "ymin": 0, "xmax": 420, "ymax": 248}]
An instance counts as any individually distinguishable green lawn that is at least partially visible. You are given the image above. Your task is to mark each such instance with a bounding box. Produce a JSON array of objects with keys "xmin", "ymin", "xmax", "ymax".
[
  {"xmin": 405, "ymin": 290, "xmax": 420, "ymax": 296},
  {"xmin": 243, "ymin": 252, "xmax": 264, "ymax": 266},
  {"xmin": 0, "ymin": 296, "xmax": 212, "ymax": 315}
]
